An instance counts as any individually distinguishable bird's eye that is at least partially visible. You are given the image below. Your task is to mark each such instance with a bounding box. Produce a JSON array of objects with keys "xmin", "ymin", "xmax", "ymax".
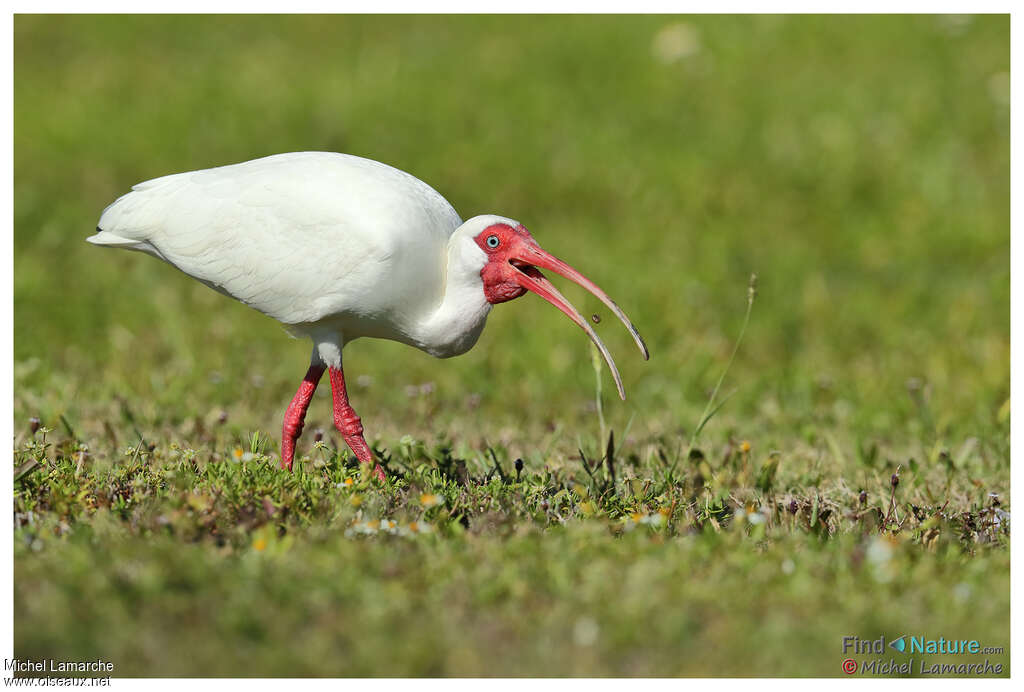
[{"xmin": 486, "ymin": 235, "xmax": 500, "ymax": 249}]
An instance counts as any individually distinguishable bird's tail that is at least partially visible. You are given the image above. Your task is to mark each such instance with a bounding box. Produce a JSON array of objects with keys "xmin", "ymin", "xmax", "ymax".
[
  {"xmin": 86, "ymin": 228, "xmax": 138, "ymax": 248},
  {"xmin": 86, "ymin": 227, "xmax": 169, "ymax": 262}
]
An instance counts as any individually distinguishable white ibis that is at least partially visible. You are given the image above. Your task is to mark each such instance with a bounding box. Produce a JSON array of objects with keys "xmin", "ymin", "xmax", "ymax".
[{"xmin": 89, "ymin": 152, "xmax": 648, "ymax": 477}]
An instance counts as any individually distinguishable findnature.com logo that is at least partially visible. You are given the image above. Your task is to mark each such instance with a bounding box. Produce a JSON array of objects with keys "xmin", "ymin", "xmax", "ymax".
[{"xmin": 840, "ymin": 635, "xmax": 1005, "ymax": 676}]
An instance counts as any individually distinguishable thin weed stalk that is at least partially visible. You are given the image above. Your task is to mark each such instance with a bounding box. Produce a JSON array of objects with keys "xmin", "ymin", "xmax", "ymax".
[{"xmin": 667, "ymin": 274, "xmax": 757, "ymax": 483}]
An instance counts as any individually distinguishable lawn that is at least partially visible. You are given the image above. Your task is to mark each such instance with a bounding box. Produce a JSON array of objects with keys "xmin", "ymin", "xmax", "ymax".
[{"xmin": 12, "ymin": 14, "xmax": 1010, "ymax": 677}]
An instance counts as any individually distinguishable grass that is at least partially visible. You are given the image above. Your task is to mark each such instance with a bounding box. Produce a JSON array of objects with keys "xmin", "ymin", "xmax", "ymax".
[{"xmin": 13, "ymin": 14, "xmax": 1009, "ymax": 677}]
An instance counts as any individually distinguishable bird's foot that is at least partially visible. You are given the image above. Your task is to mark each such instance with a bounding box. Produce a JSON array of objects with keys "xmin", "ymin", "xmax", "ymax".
[{"xmin": 358, "ymin": 460, "xmax": 386, "ymax": 482}]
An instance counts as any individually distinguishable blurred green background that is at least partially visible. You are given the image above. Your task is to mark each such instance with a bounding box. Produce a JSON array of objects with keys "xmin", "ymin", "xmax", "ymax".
[
  {"xmin": 13, "ymin": 14, "xmax": 1009, "ymax": 677},
  {"xmin": 15, "ymin": 15, "xmax": 1008, "ymax": 449}
]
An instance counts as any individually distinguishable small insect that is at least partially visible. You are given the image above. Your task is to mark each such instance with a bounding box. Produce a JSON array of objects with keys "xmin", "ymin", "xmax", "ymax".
[{"xmin": 591, "ymin": 313, "xmax": 601, "ymax": 324}]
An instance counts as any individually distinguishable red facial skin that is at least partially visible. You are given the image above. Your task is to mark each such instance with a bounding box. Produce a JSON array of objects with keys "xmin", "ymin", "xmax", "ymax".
[
  {"xmin": 472, "ymin": 222, "xmax": 649, "ymax": 401},
  {"xmin": 475, "ymin": 223, "xmax": 533, "ymax": 304}
]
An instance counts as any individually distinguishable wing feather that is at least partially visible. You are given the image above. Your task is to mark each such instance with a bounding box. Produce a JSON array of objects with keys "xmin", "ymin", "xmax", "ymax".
[{"xmin": 91, "ymin": 152, "xmax": 463, "ymax": 328}]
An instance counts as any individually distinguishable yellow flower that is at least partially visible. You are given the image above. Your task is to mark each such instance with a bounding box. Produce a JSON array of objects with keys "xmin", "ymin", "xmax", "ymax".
[
  {"xmin": 740, "ymin": 440, "xmax": 751, "ymax": 454},
  {"xmin": 232, "ymin": 447, "xmax": 244, "ymax": 460},
  {"xmin": 344, "ymin": 478, "xmax": 354, "ymax": 486},
  {"xmin": 253, "ymin": 538, "xmax": 267, "ymax": 552}
]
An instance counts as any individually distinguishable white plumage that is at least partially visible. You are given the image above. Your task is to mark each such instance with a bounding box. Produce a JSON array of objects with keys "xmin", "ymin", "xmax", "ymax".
[
  {"xmin": 90, "ymin": 152, "xmax": 503, "ymax": 359},
  {"xmin": 91, "ymin": 152, "xmax": 646, "ymax": 474}
]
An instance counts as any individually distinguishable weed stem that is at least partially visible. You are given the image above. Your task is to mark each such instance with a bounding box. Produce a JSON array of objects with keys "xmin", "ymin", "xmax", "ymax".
[{"xmin": 688, "ymin": 273, "xmax": 757, "ymax": 450}]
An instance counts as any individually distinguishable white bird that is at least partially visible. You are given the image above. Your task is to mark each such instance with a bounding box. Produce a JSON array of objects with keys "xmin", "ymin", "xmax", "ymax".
[{"xmin": 89, "ymin": 152, "xmax": 648, "ymax": 477}]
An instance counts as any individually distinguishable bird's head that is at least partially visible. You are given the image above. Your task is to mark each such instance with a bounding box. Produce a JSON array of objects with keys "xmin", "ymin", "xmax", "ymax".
[{"xmin": 457, "ymin": 214, "xmax": 649, "ymax": 399}]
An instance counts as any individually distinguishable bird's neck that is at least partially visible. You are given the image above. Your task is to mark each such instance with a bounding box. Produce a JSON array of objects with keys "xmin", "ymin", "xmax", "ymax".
[{"xmin": 412, "ymin": 240, "xmax": 493, "ymax": 358}]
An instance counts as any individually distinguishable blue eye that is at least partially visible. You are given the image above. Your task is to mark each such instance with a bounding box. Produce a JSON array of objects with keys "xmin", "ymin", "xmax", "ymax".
[{"xmin": 486, "ymin": 235, "xmax": 500, "ymax": 248}]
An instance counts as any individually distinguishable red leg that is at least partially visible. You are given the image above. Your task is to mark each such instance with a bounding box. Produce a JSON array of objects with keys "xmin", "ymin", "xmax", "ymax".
[
  {"xmin": 328, "ymin": 366, "xmax": 385, "ymax": 480},
  {"xmin": 281, "ymin": 363, "xmax": 326, "ymax": 471}
]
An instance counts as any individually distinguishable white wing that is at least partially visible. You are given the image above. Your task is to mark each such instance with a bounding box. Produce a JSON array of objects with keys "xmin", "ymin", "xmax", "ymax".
[{"xmin": 89, "ymin": 152, "xmax": 463, "ymax": 330}]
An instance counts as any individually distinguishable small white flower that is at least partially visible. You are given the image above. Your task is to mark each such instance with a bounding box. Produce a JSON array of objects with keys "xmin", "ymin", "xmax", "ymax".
[
  {"xmin": 344, "ymin": 520, "xmax": 381, "ymax": 537},
  {"xmin": 573, "ymin": 617, "xmax": 600, "ymax": 647},
  {"xmin": 420, "ymin": 493, "xmax": 445, "ymax": 509},
  {"xmin": 638, "ymin": 513, "xmax": 665, "ymax": 527},
  {"xmin": 651, "ymin": 22, "xmax": 701, "ymax": 64},
  {"xmin": 866, "ymin": 537, "xmax": 893, "ymax": 565},
  {"xmin": 408, "ymin": 521, "xmax": 433, "ymax": 535}
]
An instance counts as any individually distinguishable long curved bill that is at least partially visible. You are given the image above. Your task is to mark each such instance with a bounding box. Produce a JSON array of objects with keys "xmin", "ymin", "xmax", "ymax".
[{"xmin": 511, "ymin": 241, "xmax": 649, "ymax": 400}]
